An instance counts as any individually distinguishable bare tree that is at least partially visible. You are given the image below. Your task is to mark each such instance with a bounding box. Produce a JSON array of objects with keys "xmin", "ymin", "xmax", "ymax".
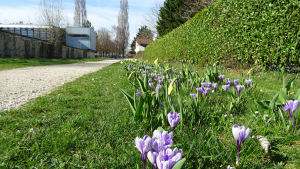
[
  {"xmin": 73, "ymin": 0, "xmax": 87, "ymax": 27},
  {"xmin": 142, "ymin": 0, "xmax": 163, "ymax": 36},
  {"xmin": 36, "ymin": 0, "xmax": 68, "ymax": 44},
  {"xmin": 111, "ymin": 25, "xmax": 121, "ymax": 55},
  {"xmin": 80, "ymin": 0, "xmax": 87, "ymax": 27},
  {"xmin": 117, "ymin": 0, "xmax": 130, "ymax": 56},
  {"xmin": 97, "ymin": 28, "xmax": 113, "ymax": 57},
  {"xmin": 180, "ymin": 0, "xmax": 215, "ymax": 20},
  {"xmin": 74, "ymin": 0, "xmax": 81, "ymax": 27}
]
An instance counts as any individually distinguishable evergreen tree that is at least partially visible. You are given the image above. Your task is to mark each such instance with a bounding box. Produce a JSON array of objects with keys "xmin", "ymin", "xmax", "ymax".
[
  {"xmin": 136, "ymin": 26, "xmax": 154, "ymax": 40},
  {"xmin": 130, "ymin": 26, "xmax": 154, "ymax": 54},
  {"xmin": 156, "ymin": 0, "xmax": 186, "ymax": 37},
  {"xmin": 130, "ymin": 37, "xmax": 136, "ymax": 54}
]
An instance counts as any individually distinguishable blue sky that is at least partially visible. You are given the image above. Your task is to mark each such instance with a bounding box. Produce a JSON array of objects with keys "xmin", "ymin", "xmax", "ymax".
[{"xmin": 0, "ymin": 0, "xmax": 164, "ymax": 50}]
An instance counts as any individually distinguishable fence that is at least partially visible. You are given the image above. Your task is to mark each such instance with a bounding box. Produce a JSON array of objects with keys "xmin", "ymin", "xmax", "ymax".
[{"xmin": 0, "ymin": 30, "xmax": 94, "ymax": 59}]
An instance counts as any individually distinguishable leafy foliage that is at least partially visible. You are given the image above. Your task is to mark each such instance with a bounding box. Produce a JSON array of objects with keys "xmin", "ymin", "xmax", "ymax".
[
  {"xmin": 146, "ymin": 0, "xmax": 300, "ymax": 67},
  {"xmin": 156, "ymin": 0, "xmax": 186, "ymax": 37}
]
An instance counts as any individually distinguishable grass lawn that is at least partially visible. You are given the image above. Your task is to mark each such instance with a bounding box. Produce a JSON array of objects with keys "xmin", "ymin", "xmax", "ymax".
[
  {"xmin": 0, "ymin": 62, "xmax": 299, "ymax": 168},
  {"xmin": 0, "ymin": 58, "xmax": 107, "ymax": 71}
]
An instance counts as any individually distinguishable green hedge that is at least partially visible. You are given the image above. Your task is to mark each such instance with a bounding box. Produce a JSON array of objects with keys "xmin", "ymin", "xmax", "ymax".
[{"xmin": 145, "ymin": 0, "xmax": 300, "ymax": 67}]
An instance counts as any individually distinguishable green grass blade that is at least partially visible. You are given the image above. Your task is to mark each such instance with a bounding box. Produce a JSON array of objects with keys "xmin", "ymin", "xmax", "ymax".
[
  {"xmin": 135, "ymin": 96, "xmax": 144, "ymax": 121},
  {"xmin": 270, "ymin": 92, "xmax": 280, "ymax": 110},
  {"xmin": 137, "ymin": 77, "xmax": 146, "ymax": 92},
  {"xmin": 120, "ymin": 88, "xmax": 136, "ymax": 115}
]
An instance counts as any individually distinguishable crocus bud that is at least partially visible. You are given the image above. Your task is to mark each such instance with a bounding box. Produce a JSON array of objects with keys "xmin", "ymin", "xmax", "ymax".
[
  {"xmin": 283, "ymin": 100, "xmax": 299, "ymax": 122},
  {"xmin": 232, "ymin": 125, "xmax": 250, "ymax": 166},
  {"xmin": 168, "ymin": 111, "xmax": 180, "ymax": 131},
  {"xmin": 245, "ymin": 79, "xmax": 252, "ymax": 87},
  {"xmin": 234, "ymin": 79, "xmax": 240, "ymax": 86}
]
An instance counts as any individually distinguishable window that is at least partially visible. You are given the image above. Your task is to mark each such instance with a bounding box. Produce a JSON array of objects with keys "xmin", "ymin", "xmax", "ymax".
[{"xmin": 68, "ymin": 34, "xmax": 88, "ymax": 37}]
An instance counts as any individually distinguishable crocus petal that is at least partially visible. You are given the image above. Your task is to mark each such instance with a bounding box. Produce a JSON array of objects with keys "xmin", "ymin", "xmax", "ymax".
[
  {"xmin": 171, "ymin": 151, "xmax": 182, "ymax": 167},
  {"xmin": 147, "ymin": 151, "xmax": 158, "ymax": 167},
  {"xmin": 283, "ymin": 105, "xmax": 289, "ymax": 111},
  {"xmin": 162, "ymin": 131, "xmax": 168, "ymax": 142},
  {"xmin": 244, "ymin": 128, "xmax": 251, "ymax": 142},
  {"xmin": 135, "ymin": 137, "xmax": 144, "ymax": 153},
  {"xmin": 168, "ymin": 131, "xmax": 173, "ymax": 140},
  {"xmin": 156, "ymin": 156, "xmax": 162, "ymax": 169},
  {"xmin": 162, "ymin": 160, "xmax": 170, "ymax": 169},
  {"xmin": 143, "ymin": 137, "xmax": 152, "ymax": 153},
  {"xmin": 292, "ymin": 100, "xmax": 299, "ymax": 112},
  {"xmin": 232, "ymin": 125, "xmax": 240, "ymax": 141},
  {"xmin": 288, "ymin": 100, "xmax": 294, "ymax": 110}
]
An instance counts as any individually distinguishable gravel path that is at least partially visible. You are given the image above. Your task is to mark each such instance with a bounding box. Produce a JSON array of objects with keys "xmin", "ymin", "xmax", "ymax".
[{"xmin": 0, "ymin": 60, "xmax": 119, "ymax": 111}]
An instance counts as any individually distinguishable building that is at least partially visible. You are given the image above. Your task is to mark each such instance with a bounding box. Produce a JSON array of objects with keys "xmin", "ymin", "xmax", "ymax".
[
  {"xmin": 0, "ymin": 23, "xmax": 51, "ymax": 41},
  {"xmin": 66, "ymin": 27, "xmax": 96, "ymax": 51},
  {"xmin": 135, "ymin": 39, "xmax": 153, "ymax": 53}
]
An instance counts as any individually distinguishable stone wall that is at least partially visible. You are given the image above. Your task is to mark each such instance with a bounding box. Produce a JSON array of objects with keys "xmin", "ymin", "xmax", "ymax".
[{"xmin": 0, "ymin": 31, "xmax": 95, "ymax": 59}]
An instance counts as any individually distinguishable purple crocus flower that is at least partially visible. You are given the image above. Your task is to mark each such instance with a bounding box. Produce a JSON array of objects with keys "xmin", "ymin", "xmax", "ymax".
[
  {"xmin": 158, "ymin": 80, "xmax": 163, "ymax": 84},
  {"xmin": 157, "ymin": 76, "xmax": 162, "ymax": 80},
  {"xmin": 168, "ymin": 111, "xmax": 180, "ymax": 131},
  {"xmin": 246, "ymin": 79, "xmax": 252, "ymax": 87},
  {"xmin": 283, "ymin": 100, "xmax": 299, "ymax": 122},
  {"xmin": 145, "ymin": 66, "xmax": 151, "ymax": 70},
  {"xmin": 188, "ymin": 79, "xmax": 192, "ymax": 82},
  {"xmin": 133, "ymin": 67, "xmax": 136, "ymax": 70},
  {"xmin": 152, "ymin": 130, "xmax": 173, "ymax": 152},
  {"xmin": 190, "ymin": 93, "xmax": 197, "ymax": 99},
  {"xmin": 222, "ymin": 84, "xmax": 230, "ymax": 91},
  {"xmin": 148, "ymin": 78, "xmax": 152, "ymax": 82},
  {"xmin": 136, "ymin": 89, "xmax": 142, "ymax": 96},
  {"xmin": 196, "ymin": 87, "xmax": 204, "ymax": 97},
  {"xmin": 149, "ymin": 83, "xmax": 154, "ymax": 90},
  {"xmin": 155, "ymin": 71, "xmax": 158, "ymax": 74},
  {"xmin": 155, "ymin": 84, "xmax": 163, "ymax": 93},
  {"xmin": 218, "ymin": 75, "xmax": 225, "ymax": 81},
  {"xmin": 175, "ymin": 80, "xmax": 178, "ymax": 86},
  {"xmin": 196, "ymin": 71, "xmax": 199, "ymax": 74},
  {"xmin": 201, "ymin": 82, "xmax": 207, "ymax": 87},
  {"xmin": 156, "ymin": 148, "xmax": 183, "ymax": 169},
  {"xmin": 234, "ymin": 79, "xmax": 240, "ymax": 86},
  {"xmin": 236, "ymin": 85, "xmax": 244, "ymax": 97},
  {"xmin": 135, "ymin": 135, "xmax": 153, "ymax": 169},
  {"xmin": 151, "ymin": 73, "xmax": 156, "ymax": 79},
  {"xmin": 226, "ymin": 78, "xmax": 232, "ymax": 85},
  {"xmin": 232, "ymin": 125, "xmax": 250, "ymax": 166},
  {"xmin": 203, "ymin": 87, "xmax": 210, "ymax": 97},
  {"xmin": 212, "ymin": 83, "xmax": 218, "ymax": 93},
  {"xmin": 206, "ymin": 82, "xmax": 212, "ymax": 88},
  {"xmin": 147, "ymin": 151, "xmax": 159, "ymax": 169},
  {"xmin": 174, "ymin": 68, "xmax": 178, "ymax": 71},
  {"xmin": 169, "ymin": 79, "xmax": 173, "ymax": 83}
]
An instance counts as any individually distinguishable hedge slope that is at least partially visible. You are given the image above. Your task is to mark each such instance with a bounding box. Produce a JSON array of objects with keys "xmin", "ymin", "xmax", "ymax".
[{"xmin": 145, "ymin": 0, "xmax": 300, "ymax": 67}]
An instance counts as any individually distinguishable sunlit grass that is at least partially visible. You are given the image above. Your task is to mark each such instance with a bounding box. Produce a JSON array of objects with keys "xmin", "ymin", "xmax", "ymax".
[
  {"xmin": 0, "ymin": 58, "xmax": 107, "ymax": 71},
  {"xmin": 0, "ymin": 61, "xmax": 299, "ymax": 168}
]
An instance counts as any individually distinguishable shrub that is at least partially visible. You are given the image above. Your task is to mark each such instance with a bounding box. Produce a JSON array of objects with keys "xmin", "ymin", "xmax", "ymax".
[{"xmin": 145, "ymin": 0, "xmax": 300, "ymax": 68}]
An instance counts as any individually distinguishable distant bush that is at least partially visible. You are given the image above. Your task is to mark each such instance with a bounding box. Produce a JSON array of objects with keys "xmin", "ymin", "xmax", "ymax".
[{"xmin": 145, "ymin": 0, "xmax": 300, "ymax": 68}]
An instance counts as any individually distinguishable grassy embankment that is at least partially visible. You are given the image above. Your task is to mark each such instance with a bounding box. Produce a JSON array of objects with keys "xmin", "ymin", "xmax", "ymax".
[{"xmin": 0, "ymin": 58, "xmax": 107, "ymax": 71}]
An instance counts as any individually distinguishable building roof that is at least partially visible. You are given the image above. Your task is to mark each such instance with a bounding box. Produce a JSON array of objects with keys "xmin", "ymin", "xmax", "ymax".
[{"xmin": 136, "ymin": 39, "xmax": 153, "ymax": 47}]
